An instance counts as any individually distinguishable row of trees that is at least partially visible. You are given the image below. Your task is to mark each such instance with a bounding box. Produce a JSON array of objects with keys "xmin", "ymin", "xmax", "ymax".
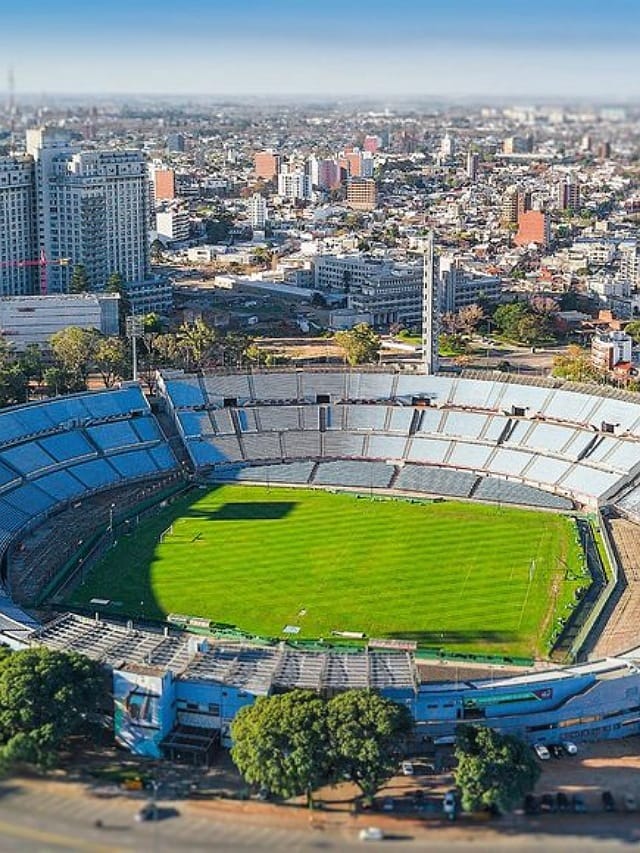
[
  {"xmin": 231, "ymin": 688, "xmax": 411, "ymax": 805},
  {"xmin": 230, "ymin": 688, "xmax": 541, "ymax": 814}
]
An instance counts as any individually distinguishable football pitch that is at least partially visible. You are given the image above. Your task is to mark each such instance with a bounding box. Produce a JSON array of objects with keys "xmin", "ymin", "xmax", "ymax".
[{"xmin": 68, "ymin": 484, "xmax": 587, "ymax": 658}]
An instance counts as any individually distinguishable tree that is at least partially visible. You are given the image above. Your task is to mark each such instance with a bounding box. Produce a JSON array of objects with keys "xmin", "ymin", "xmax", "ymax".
[
  {"xmin": 49, "ymin": 327, "xmax": 98, "ymax": 389},
  {"xmin": 17, "ymin": 344, "xmax": 44, "ymax": 385},
  {"xmin": 334, "ymin": 324, "xmax": 381, "ymax": 366},
  {"xmin": 94, "ymin": 335, "xmax": 128, "ymax": 387},
  {"xmin": 69, "ymin": 264, "xmax": 89, "ymax": 294},
  {"xmin": 327, "ymin": 689, "xmax": 412, "ymax": 803},
  {"xmin": 457, "ymin": 304, "xmax": 484, "ymax": 337},
  {"xmin": 625, "ymin": 319, "xmax": 640, "ymax": 345},
  {"xmin": 105, "ymin": 272, "xmax": 124, "ymax": 294},
  {"xmin": 493, "ymin": 302, "xmax": 528, "ymax": 339},
  {"xmin": 0, "ymin": 647, "xmax": 104, "ymax": 770},
  {"xmin": 231, "ymin": 690, "xmax": 329, "ymax": 805},
  {"xmin": 176, "ymin": 319, "xmax": 218, "ymax": 371},
  {"xmin": 454, "ymin": 725, "xmax": 540, "ymax": 814},
  {"xmin": 552, "ymin": 344, "xmax": 600, "ymax": 382},
  {"xmin": 150, "ymin": 239, "xmax": 165, "ymax": 263}
]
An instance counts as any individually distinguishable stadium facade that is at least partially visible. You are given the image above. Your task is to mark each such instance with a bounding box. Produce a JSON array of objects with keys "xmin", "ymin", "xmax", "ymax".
[{"xmin": 0, "ymin": 368, "xmax": 640, "ymax": 761}]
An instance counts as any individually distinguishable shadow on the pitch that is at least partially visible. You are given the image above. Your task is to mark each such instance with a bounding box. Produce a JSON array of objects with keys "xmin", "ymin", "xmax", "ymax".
[
  {"xmin": 383, "ymin": 629, "xmax": 520, "ymax": 645},
  {"xmin": 203, "ymin": 501, "xmax": 296, "ymax": 521}
]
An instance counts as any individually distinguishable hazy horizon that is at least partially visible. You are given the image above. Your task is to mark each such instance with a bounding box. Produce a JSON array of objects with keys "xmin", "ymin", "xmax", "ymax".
[{"xmin": 2, "ymin": 0, "xmax": 639, "ymax": 100}]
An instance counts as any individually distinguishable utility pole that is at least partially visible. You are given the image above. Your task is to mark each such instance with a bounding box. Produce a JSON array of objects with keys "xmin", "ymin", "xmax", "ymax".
[{"xmin": 125, "ymin": 315, "xmax": 144, "ymax": 382}]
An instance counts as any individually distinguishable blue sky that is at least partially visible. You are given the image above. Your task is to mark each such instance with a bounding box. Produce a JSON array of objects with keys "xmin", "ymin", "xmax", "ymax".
[{"xmin": 2, "ymin": 0, "xmax": 639, "ymax": 97}]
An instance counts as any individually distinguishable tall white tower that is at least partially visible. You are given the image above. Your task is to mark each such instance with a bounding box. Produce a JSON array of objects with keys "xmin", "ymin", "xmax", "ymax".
[{"xmin": 422, "ymin": 231, "xmax": 439, "ymax": 375}]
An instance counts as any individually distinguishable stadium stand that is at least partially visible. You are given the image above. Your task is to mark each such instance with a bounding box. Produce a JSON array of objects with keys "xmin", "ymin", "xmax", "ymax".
[
  {"xmin": 395, "ymin": 464, "xmax": 478, "ymax": 498},
  {"xmin": 314, "ymin": 460, "xmax": 394, "ymax": 489}
]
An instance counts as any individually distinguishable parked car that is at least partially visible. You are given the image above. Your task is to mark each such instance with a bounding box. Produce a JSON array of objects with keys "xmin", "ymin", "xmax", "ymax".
[
  {"xmin": 623, "ymin": 792, "xmax": 637, "ymax": 812},
  {"xmin": 401, "ymin": 761, "xmax": 414, "ymax": 776},
  {"xmin": 572, "ymin": 793, "xmax": 587, "ymax": 813},
  {"xmin": 135, "ymin": 801, "xmax": 158, "ymax": 822},
  {"xmin": 602, "ymin": 790, "xmax": 616, "ymax": 812},
  {"xmin": 382, "ymin": 797, "xmax": 394, "ymax": 812},
  {"xmin": 540, "ymin": 793, "xmax": 556, "ymax": 813},
  {"xmin": 556, "ymin": 791, "xmax": 570, "ymax": 812},
  {"xmin": 523, "ymin": 793, "xmax": 539, "ymax": 815},
  {"xmin": 443, "ymin": 789, "xmax": 457, "ymax": 820},
  {"xmin": 549, "ymin": 744, "xmax": 564, "ymax": 759},
  {"xmin": 359, "ymin": 827, "xmax": 385, "ymax": 842},
  {"xmin": 533, "ymin": 743, "xmax": 551, "ymax": 760},
  {"xmin": 562, "ymin": 740, "xmax": 578, "ymax": 755}
]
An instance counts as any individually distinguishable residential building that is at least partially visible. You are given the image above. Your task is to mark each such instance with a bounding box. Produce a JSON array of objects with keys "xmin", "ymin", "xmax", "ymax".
[
  {"xmin": 152, "ymin": 168, "xmax": 177, "ymax": 201},
  {"xmin": 515, "ymin": 210, "xmax": 550, "ymax": 248},
  {"xmin": 277, "ymin": 168, "xmax": 311, "ymax": 201},
  {"xmin": 346, "ymin": 178, "xmax": 377, "ymax": 211},
  {"xmin": 156, "ymin": 206, "xmax": 190, "ymax": 245},
  {"xmin": 0, "ymin": 293, "xmax": 119, "ymax": 349},
  {"xmin": 558, "ymin": 177, "xmax": 580, "ymax": 210},
  {"xmin": 0, "ymin": 155, "xmax": 37, "ymax": 295},
  {"xmin": 26, "ymin": 127, "xmax": 151, "ymax": 295},
  {"xmin": 591, "ymin": 330, "xmax": 633, "ymax": 371},
  {"xmin": 166, "ymin": 133, "xmax": 185, "ymax": 154},
  {"xmin": 253, "ymin": 150, "xmax": 280, "ymax": 180},
  {"xmin": 249, "ymin": 193, "xmax": 267, "ymax": 230},
  {"xmin": 466, "ymin": 151, "xmax": 479, "ymax": 182}
]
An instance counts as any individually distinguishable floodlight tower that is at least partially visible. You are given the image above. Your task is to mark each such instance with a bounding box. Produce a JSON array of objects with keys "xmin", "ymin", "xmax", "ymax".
[{"xmin": 422, "ymin": 231, "xmax": 440, "ymax": 375}]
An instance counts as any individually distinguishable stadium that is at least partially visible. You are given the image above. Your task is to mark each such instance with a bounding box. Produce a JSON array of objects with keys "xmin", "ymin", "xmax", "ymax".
[{"xmin": 1, "ymin": 367, "xmax": 640, "ymax": 762}]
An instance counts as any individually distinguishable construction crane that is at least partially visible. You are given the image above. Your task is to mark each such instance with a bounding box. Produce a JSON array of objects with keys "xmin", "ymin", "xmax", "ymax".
[{"xmin": 0, "ymin": 251, "xmax": 71, "ymax": 295}]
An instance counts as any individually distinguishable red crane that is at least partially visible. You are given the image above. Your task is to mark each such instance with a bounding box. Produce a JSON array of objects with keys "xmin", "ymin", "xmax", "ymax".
[{"xmin": 0, "ymin": 251, "xmax": 71, "ymax": 295}]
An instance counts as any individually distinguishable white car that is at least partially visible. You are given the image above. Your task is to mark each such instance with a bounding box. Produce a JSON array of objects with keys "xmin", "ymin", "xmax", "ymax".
[
  {"xmin": 359, "ymin": 827, "xmax": 384, "ymax": 842},
  {"xmin": 443, "ymin": 789, "xmax": 457, "ymax": 818},
  {"xmin": 401, "ymin": 761, "xmax": 414, "ymax": 776},
  {"xmin": 533, "ymin": 743, "xmax": 551, "ymax": 760},
  {"xmin": 562, "ymin": 740, "xmax": 578, "ymax": 755}
]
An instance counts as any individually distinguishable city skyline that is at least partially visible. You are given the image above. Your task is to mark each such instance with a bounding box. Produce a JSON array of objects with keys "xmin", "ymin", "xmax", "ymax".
[{"xmin": 2, "ymin": 0, "xmax": 640, "ymax": 98}]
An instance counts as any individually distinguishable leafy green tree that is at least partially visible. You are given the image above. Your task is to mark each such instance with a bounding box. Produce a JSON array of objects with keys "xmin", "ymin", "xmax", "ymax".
[
  {"xmin": 625, "ymin": 319, "xmax": 640, "ymax": 345},
  {"xmin": 493, "ymin": 302, "xmax": 528, "ymax": 339},
  {"xmin": 515, "ymin": 312, "xmax": 544, "ymax": 345},
  {"xmin": 17, "ymin": 344, "xmax": 44, "ymax": 385},
  {"xmin": 43, "ymin": 366, "xmax": 79, "ymax": 396},
  {"xmin": 231, "ymin": 690, "xmax": 329, "ymax": 805},
  {"xmin": 327, "ymin": 689, "xmax": 412, "ymax": 803},
  {"xmin": 334, "ymin": 323, "xmax": 381, "ymax": 366},
  {"xmin": 69, "ymin": 264, "xmax": 89, "ymax": 294},
  {"xmin": 94, "ymin": 335, "xmax": 128, "ymax": 387},
  {"xmin": 0, "ymin": 647, "xmax": 104, "ymax": 770},
  {"xmin": 49, "ymin": 327, "xmax": 98, "ymax": 389},
  {"xmin": 150, "ymin": 239, "xmax": 165, "ymax": 263},
  {"xmin": 454, "ymin": 725, "xmax": 540, "ymax": 814},
  {"xmin": 176, "ymin": 319, "xmax": 218, "ymax": 371}
]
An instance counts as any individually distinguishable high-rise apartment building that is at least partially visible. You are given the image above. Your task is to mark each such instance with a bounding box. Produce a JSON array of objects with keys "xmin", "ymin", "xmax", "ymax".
[
  {"xmin": 26, "ymin": 128, "xmax": 150, "ymax": 294},
  {"xmin": 152, "ymin": 168, "xmax": 176, "ymax": 201},
  {"xmin": 277, "ymin": 168, "xmax": 311, "ymax": 201},
  {"xmin": 514, "ymin": 210, "xmax": 550, "ymax": 248},
  {"xmin": 557, "ymin": 177, "xmax": 580, "ymax": 211},
  {"xmin": 0, "ymin": 155, "xmax": 37, "ymax": 295},
  {"xmin": 254, "ymin": 150, "xmax": 281, "ymax": 180},
  {"xmin": 346, "ymin": 178, "xmax": 377, "ymax": 211},
  {"xmin": 249, "ymin": 193, "xmax": 267, "ymax": 230},
  {"xmin": 466, "ymin": 151, "xmax": 479, "ymax": 182}
]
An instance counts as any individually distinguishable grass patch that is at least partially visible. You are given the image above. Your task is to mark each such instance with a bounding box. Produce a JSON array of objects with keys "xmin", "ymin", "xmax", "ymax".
[{"xmin": 67, "ymin": 485, "xmax": 586, "ymax": 659}]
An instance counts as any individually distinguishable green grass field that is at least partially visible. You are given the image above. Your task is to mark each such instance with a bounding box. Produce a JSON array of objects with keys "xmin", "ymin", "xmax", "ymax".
[{"xmin": 67, "ymin": 485, "xmax": 588, "ymax": 658}]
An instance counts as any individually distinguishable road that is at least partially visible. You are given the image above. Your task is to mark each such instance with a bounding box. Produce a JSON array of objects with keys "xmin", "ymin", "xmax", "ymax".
[{"xmin": 1, "ymin": 777, "xmax": 640, "ymax": 852}]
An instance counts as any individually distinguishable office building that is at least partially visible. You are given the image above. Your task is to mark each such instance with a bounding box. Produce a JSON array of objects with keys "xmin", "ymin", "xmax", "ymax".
[
  {"xmin": 254, "ymin": 150, "xmax": 280, "ymax": 180},
  {"xmin": 166, "ymin": 133, "xmax": 186, "ymax": 154},
  {"xmin": 346, "ymin": 178, "xmax": 377, "ymax": 211},
  {"xmin": 438, "ymin": 255, "xmax": 503, "ymax": 312},
  {"xmin": 0, "ymin": 155, "xmax": 37, "ymax": 295},
  {"xmin": 0, "ymin": 293, "xmax": 119, "ymax": 349}
]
